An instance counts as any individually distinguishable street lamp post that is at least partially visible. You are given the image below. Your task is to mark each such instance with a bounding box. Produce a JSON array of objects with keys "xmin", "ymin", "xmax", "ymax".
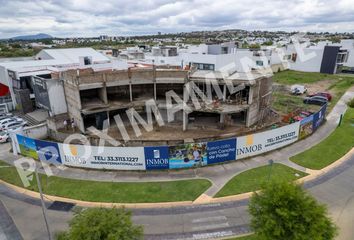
[{"xmin": 35, "ymin": 168, "xmax": 52, "ymax": 240}]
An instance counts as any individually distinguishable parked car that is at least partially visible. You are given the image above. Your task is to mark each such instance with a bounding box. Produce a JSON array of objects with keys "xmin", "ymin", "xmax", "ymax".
[
  {"xmin": 0, "ymin": 131, "xmax": 9, "ymax": 143},
  {"xmin": 308, "ymin": 92, "xmax": 332, "ymax": 101},
  {"xmin": 341, "ymin": 68, "xmax": 354, "ymax": 74},
  {"xmin": 303, "ymin": 96, "xmax": 328, "ymax": 106},
  {"xmin": 291, "ymin": 85, "xmax": 307, "ymax": 95},
  {"xmin": 6, "ymin": 124, "xmax": 25, "ymax": 133},
  {"xmin": 0, "ymin": 121, "xmax": 27, "ymax": 131},
  {"xmin": 0, "ymin": 113, "xmax": 13, "ymax": 120},
  {"xmin": 0, "ymin": 117, "xmax": 23, "ymax": 126}
]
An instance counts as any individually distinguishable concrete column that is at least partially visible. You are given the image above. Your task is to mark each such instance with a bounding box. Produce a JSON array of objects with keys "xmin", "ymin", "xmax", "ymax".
[
  {"xmin": 183, "ymin": 111, "xmax": 188, "ymax": 131},
  {"xmin": 78, "ymin": 116, "xmax": 85, "ymax": 133},
  {"xmin": 220, "ymin": 113, "xmax": 225, "ymax": 123},
  {"xmin": 248, "ymin": 86, "xmax": 253, "ymax": 104},
  {"xmin": 223, "ymin": 85, "xmax": 227, "ymax": 101},
  {"xmin": 98, "ymin": 87, "xmax": 107, "ymax": 104},
  {"xmin": 183, "ymin": 81, "xmax": 191, "ymax": 103},
  {"xmin": 101, "ymin": 73, "xmax": 108, "ymax": 104},
  {"xmin": 106, "ymin": 111, "xmax": 110, "ymax": 127},
  {"xmin": 129, "ymin": 83, "xmax": 133, "ymax": 102},
  {"xmin": 154, "ymin": 82, "xmax": 157, "ymax": 101},
  {"xmin": 246, "ymin": 109, "xmax": 251, "ymax": 127}
]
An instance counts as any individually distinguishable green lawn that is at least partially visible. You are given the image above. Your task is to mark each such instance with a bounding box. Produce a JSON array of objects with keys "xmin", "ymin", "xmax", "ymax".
[
  {"xmin": 273, "ymin": 70, "xmax": 351, "ymax": 85},
  {"xmin": 215, "ymin": 163, "xmax": 307, "ymax": 197},
  {"xmin": 0, "ymin": 161, "xmax": 211, "ymax": 203},
  {"xmin": 272, "ymin": 92, "xmax": 320, "ymax": 114},
  {"xmin": 291, "ymin": 108, "xmax": 354, "ymax": 170},
  {"xmin": 328, "ymin": 77, "xmax": 354, "ymax": 110}
]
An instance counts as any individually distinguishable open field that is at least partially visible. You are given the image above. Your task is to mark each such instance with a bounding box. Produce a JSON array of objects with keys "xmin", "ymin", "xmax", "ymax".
[
  {"xmin": 0, "ymin": 160, "xmax": 211, "ymax": 203},
  {"xmin": 273, "ymin": 70, "xmax": 353, "ymax": 85},
  {"xmin": 215, "ymin": 163, "xmax": 307, "ymax": 197},
  {"xmin": 272, "ymin": 70, "xmax": 354, "ymax": 114},
  {"xmin": 291, "ymin": 107, "xmax": 354, "ymax": 169},
  {"xmin": 272, "ymin": 92, "xmax": 320, "ymax": 115}
]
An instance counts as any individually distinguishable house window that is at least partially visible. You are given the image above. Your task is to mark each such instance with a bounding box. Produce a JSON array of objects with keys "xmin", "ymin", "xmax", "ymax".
[
  {"xmin": 256, "ymin": 61, "xmax": 263, "ymax": 66},
  {"xmin": 221, "ymin": 47, "xmax": 228, "ymax": 54},
  {"xmin": 192, "ymin": 63, "xmax": 215, "ymax": 71}
]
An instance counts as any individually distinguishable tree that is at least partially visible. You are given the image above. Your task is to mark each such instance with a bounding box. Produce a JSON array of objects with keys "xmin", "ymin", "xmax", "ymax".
[
  {"xmin": 249, "ymin": 43, "xmax": 261, "ymax": 49},
  {"xmin": 262, "ymin": 41, "xmax": 273, "ymax": 46},
  {"xmin": 347, "ymin": 98, "xmax": 354, "ymax": 108},
  {"xmin": 56, "ymin": 207, "xmax": 143, "ymax": 240},
  {"xmin": 249, "ymin": 180, "xmax": 337, "ymax": 240}
]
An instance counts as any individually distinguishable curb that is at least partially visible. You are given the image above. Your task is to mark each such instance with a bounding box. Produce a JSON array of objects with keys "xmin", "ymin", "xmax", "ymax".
[
  {"xmin": 0, "ymin": 179, "xmax": 194, "ymax": 209},
  {"xmin": 1, "ymin": 147, "xmax": 353, "ymax": 208},
  {"xmin": 210, "ymin": 147, "xmax": 354, "ymax": 203}
]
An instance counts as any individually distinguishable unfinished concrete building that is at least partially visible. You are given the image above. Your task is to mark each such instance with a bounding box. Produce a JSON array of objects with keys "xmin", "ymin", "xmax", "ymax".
[{"xmin": 61, "ymin": 67, "xmax": 272, "ymax": 136}]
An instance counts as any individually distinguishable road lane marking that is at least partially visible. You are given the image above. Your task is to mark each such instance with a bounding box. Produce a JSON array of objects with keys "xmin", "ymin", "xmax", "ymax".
[
  {"xmin": 192, "ymin": 216, "xmax": 227, "ymax": 223},
  {"xmin": 191, "ymin": 222, "xmax": 230, "ymax": 231},
  {"xmin": 192, "ymin": 230, "xmax": 233, "ymax": 239}
]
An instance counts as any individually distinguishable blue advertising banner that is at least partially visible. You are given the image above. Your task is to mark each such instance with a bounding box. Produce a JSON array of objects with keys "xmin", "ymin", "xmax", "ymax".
[
  {"xmin": 299, "ymin": 114, "xmax": 314, "ymax": 139},
  {"xmin": 16, "ymin": 135, "xmax": 38, "ymax": 159},
  {"xmin": 313, "ymin": 104, "xmax": 327, "ymax": 131},
  {"xmin": 35, "ymin": 139, "xmax": 62, "ymax": 164},
  {"xmin": 144, "ymin": 146, "xmax": 169, "ymax": 170},
  {"xmin": 169, "ymin": 142, "xmax": 207, "ymax": 169},
  {"xmin": 207, "ymin": 138, "xmax": 236, "ymax": 164},
  {"xmin": 300, "ymin": 114, "xmax": 314, "ymax": 125}
]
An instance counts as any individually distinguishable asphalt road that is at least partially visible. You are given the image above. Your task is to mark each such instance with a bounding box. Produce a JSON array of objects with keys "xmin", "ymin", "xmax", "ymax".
[{"xmin": 0, "ymin": 151, "xmax": 353, "ymax": 240}]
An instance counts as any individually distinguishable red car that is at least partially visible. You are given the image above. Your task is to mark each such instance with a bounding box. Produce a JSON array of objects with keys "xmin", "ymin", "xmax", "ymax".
[{"xmin": 308, "ymin": 92, "xmax": 332, "ymax": 101}]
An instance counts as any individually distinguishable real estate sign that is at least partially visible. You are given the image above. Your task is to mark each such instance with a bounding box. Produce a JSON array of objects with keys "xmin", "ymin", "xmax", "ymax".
[
  {"xmin": 313, "ymin": 104, "xmax": 327, "ymax": 131},
  {"xmin": 16, "ymin": 134, "xmax": 38, "ymax": 159},
  {"xmin": 168, "ymin": 142, "xmax": 207, "ymax": 169},
  {"xmin": 299, "ymin": 115, "xmax": 314, "ymax": 139},
  {"xmin": 207, "ymin": 138, "xmax": 237, "ymax": 164},
  {"xmin": 236, "ymin": 122, "xmax": 300, "ymax": 159},
  {"xmin": 144, "ymin": 146, "xmax": 169, "ymax": 170},
  {"xmin": 59, "ymin": 144, "xmax": 146, "ymax": 170},
  {"xmin": 35, "ymin": 139, "xmax": 62, "ymax": 165}
]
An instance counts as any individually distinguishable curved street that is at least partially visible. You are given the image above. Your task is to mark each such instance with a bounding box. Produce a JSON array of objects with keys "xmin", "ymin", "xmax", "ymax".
[
  {"xmin": 0, "ymin": 151, "xmax": 353, "ymax": 240},
  {"xmin": 0, "ymin": 88, "xmax": 353, "ymax": 239}
]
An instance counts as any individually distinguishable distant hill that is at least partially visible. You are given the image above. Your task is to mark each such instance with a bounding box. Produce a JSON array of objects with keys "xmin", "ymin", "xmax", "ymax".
[{"xmin": 10, "ymin": 33, "xmax": 53, "ymax": 40}]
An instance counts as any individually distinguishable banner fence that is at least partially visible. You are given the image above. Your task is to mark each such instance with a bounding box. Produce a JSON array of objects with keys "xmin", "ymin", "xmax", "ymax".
[{"xmin": 16, "ymin": 104, "xmax": 327, "ymax": 170}]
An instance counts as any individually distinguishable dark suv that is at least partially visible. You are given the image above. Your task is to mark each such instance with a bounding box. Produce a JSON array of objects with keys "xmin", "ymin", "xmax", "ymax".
[{"xmin": 303, "ymin": 96, "xmax": 328, "ymax": 106}]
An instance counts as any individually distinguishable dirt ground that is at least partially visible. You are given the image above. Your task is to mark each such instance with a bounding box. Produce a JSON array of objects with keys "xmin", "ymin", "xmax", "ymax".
[
  {"xmin": 102, "ymin": 113, "xmax": 279, "ymax": 143},
  {"xmin": 306, "ymin": 79, "xmax": 336, "ymax": 95}
]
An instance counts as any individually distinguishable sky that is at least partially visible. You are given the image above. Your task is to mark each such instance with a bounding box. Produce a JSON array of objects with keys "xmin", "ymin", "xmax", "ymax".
[{"xmin": 0, "ymin": 0, "xmax": 353, "ymax": 38}]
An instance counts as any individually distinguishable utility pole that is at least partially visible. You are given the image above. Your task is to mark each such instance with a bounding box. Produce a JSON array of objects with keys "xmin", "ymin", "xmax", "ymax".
[{"xmin": 35, "ymin": 168, "xmax": 52, "ymax": 240}]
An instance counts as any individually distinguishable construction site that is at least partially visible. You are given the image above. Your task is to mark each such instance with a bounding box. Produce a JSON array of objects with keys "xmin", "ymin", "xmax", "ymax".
[{"xmin": 55, "ymin": 66, "xmax": 275, "ymax": 146}]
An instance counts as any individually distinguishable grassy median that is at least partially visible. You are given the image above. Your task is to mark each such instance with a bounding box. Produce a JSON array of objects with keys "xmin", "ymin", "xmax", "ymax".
[
  {"xmin": 0, "ymin": 161, "xmax": 211, "ymax": 203},
  {"xmin": 215, "ymin": 163, "xmax": 307, "ymax": 197},
  {"xmin": 291, "ymin": 108, "xmax": 354, "ymax": 170}
]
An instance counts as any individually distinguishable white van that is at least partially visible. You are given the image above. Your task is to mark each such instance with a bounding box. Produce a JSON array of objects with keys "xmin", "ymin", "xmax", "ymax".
[{"xmin": 290, "ymin": 85, "xmax": 307, "ymax": 95}]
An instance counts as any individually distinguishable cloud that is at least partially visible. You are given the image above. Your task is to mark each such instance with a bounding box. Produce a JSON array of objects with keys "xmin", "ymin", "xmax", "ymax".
[{"xmin": 0, "ymin": 0, "xmax": 353, "ymax": 38}]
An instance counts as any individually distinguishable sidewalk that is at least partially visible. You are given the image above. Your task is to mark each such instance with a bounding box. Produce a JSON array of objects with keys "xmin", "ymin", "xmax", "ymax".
[{"xmin": 1, "ymin": 88, "xmax": 353, "ymax": 198}]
